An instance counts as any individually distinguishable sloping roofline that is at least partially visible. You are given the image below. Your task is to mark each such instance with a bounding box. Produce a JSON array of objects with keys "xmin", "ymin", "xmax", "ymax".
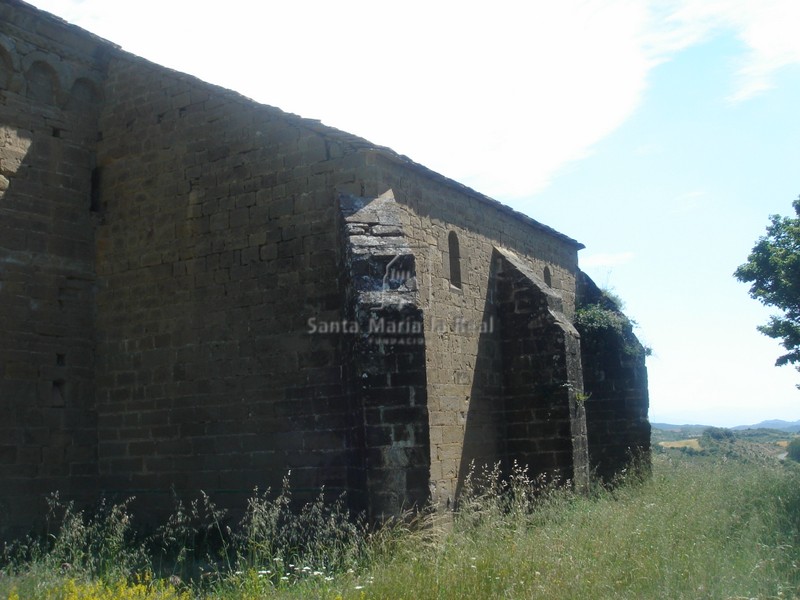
[
  {"xmin": 368, "ymin": 146, "xmax": 585, "ymax": 250},
  {"xmin": 11, "ymin": 0, "xmax": 584, "ymax": 250}
]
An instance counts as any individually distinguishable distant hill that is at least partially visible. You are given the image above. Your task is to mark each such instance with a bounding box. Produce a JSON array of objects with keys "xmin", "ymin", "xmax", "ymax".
[
  {"xmin": 652, "ymin": 423, "xmax": 706, "ymax": 431},
  {"xmin": 732, "ymin": 420, "xmax": 800, "ymax": 433},
  {"xmin": 653, "ymin": 420, "xmax": 800, "ymax": 433}
]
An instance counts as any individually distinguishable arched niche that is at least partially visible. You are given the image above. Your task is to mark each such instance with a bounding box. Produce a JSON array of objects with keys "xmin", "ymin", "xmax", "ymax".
[
  {"xmin": 25, "ymin": 60, "xmax": 59, "ymax": 104},
  {"xmin": 0, "ymin": 45, "xmax": 13, "ymax": 89},
  {"xmin": 64, "ymin": 77, "xmax": 102, "ymax": 112},
  {"xmin": 0, "ymin": 34, "xmax": 21, "ymax": 92}
]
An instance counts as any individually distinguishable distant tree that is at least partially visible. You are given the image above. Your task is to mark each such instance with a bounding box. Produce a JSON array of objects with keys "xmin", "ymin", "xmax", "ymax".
[
  {"xmin": 734, "ymin": 197, "xmax": 800, "ymax": 387},
  {"xmin": 702, "ymin": 426, "xmax": 735, "ymax": 442},
  {"xmin": 787, "ymin": 437, "xmax": 800, "ymax": 462}
]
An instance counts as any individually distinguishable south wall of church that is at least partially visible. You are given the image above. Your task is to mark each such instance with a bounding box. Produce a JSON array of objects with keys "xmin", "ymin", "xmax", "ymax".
[{"xmin": 364, "ymin": 153, "xmax": 583, "ymax": 505}]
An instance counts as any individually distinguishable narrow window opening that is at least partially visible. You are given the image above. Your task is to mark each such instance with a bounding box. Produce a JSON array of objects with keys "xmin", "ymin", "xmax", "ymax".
[
  {"xmin": 56, "ymin": 353, "xmax": 65, "ymax": 366},
  {"xmin": 51, "ymin": 127, "xmax": 61, "ymax": 138},
  {"xmin": 51, "ymin": 380, "xmax": 65, "ymax": 407},
  {"xmin": 543, "ymin": 266, "xmax": 552, "ymax": 287},
  {"xmin": 448, "ymin": 231, "xmax": 462, "ymax": 289},
  {"xmin": 90, "ymin": 167, "xmax": 102, "ymax": 212}
]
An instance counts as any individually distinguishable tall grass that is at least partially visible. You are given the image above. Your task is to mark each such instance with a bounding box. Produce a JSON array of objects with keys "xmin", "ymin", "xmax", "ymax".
[
  {"xmin": 351, "ymin": 454, "xmax": 800, "ymax": 599},
  {"xmin": 2, "ymin": 453, "xmax": 799, "ymax": 599}
]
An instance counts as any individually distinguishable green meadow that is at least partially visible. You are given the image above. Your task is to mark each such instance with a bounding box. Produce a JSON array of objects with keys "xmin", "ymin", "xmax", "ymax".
[{"xmin": 3, "ymin": 432, "xmax": 799, "ymax": 599}]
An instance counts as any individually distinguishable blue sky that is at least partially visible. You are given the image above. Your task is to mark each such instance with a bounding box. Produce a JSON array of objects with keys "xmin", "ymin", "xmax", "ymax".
[
  {"xmin": 27, "ymin": 0, "xmax": 800, "ymax": 425},
  {"xmin": 528, "ymin": 32, "xmax": 800, "ymax": 425}
]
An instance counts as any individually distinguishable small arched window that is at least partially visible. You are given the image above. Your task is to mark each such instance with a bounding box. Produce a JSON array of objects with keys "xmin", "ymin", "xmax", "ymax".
[
  {"xmin": 543, "ymin": 266, "xmax": 552, "ymax": 287},
  {"xmin": 448, "ymin": 231, "xmax": 462, "ymax": 289}
]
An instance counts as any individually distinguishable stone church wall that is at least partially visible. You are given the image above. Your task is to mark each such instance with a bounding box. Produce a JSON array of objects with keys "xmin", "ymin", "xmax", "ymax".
[
  {"xmin": 0, "ymin": 1, "xmax": 108, "ymax": 537},
  {"xmin": 0, "ymin": 0, "xmax": 649, "ymax": 538},
  {"xmin": 91, "ymin": 51, "xmax": 388, "ymax": 520}
]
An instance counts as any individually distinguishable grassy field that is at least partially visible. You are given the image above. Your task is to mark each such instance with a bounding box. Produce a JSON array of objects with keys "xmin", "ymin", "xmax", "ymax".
[
  {"xmin": 653, "ymin": 424, "xmax": 795, "ymax": 448},
  {"xmin": 2, "ymin": 437, "xmax": 800, "ymax": 599},
  {"xmin": 657, "ymin": 438, "xmax": 702, "ymax": 450}
]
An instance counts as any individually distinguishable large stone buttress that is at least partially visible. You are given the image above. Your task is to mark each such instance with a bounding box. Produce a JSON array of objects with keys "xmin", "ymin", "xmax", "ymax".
[
  {"xmin": 491, "ymin": 248, "xmax": 589, "ymax": 489},
  {"xmin": 338, "ymin": 190, "xmax": 431, "ymax": 518}
]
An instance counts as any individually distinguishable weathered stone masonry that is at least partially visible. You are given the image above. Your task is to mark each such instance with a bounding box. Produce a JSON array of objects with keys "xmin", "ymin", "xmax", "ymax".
[{"xmin": 0, "ymin": 0, "xmax": 650, "ymax": 538}]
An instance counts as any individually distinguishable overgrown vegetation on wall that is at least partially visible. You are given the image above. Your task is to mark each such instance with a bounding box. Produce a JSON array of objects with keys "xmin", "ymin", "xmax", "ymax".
[
  {"xmin": 575, "ymin": 290, "xmax": 651, "ymax": 359},
  {"xmin": 2, "ymin": 446, "xmax": 799, "ymax": 599}
]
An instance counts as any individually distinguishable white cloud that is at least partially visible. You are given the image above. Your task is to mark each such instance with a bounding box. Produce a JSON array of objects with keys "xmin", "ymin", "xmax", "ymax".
[
  {"xmin": 669, "ymin": 189, "xmax": 706, "ymax": 214},
  {"xmin": 26, "ymin": 1, "xmax": 655, "ymax": 199},
  {"xmin": 662, "ymin": 0, "xmax": 800, "ymax": 101},
  {"xmin": 25, "ymin": 0, "xmax": 800, "ymax": 200}
]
